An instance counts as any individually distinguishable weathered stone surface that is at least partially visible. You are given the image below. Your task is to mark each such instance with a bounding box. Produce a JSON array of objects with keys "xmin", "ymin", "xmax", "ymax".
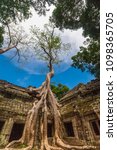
[
  {"xmin": 0, "ymin": 79, "xmax": 100, "ymax": 149},
  {"xmin": 60, "ymin": 79, "xmax": 100, "ymax": 146}
]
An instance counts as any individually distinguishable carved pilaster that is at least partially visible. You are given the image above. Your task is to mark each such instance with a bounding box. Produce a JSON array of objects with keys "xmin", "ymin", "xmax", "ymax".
[
  {"xmin": 72, "ymin": 117, "xmax": 79, "ymax": 139},
  {"xmin": 0, "ymin": 118, "xmax": 14, "ymax": 146}
]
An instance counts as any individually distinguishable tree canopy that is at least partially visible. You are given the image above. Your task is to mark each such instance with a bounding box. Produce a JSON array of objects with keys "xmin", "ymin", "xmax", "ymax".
[
  {"xmin": 31, "ymin": 23, "xmax": 70, "ymax": 70},
  {"xmin": 52, "ymin": 0, "xmax": 100, "ymax": 40},
  {"xmin": 0, "ymin": 0, "xmax": 55, "ymax": 23},
  {"xmin": 52, "ymin": 0, "xmax": 100, "ymax": 78},
  {"xmin": 0, "ymin": 24, "xmax": 29, "ymax": 59},
  {"xmin": 72, "ymin": 39, "xmax": 100, "ymax": 78},
  {"xmin": 51, "ymin": 83, "xmax": 69, "ymax": 99},
  {"xmin": 0, "ymin": 0, "xmax": 55, "ymax": 51},
  {"xmin": 0, "ymin": 26, "xmax": 4, "ymax": 47}
]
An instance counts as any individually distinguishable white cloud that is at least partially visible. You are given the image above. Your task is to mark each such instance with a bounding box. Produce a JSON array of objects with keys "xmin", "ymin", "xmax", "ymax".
[
  {"xmin": 20, "ymin": 7, "xmax": 55, "ymax": 32},
  {"xmin": 5, "ymin": 7, "xmax": 85, "ymax": 75}
]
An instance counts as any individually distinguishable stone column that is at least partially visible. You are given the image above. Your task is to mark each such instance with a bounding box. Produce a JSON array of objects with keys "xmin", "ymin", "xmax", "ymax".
[
  {"xmin": 0, "ymin": 118, "xmax": 14, "ymax": 146},
  {"xmin": 79, "ymin": 117, "xmax": 88, "ymax": 145},
  {"xmin": 72, "ymin": 117, "xmax": 79, "ymax": 139},
  {"xmin": 91, "ymin": 101, "xmax": 100, "ymax": 119},
  {"xmin": 83, "ymin": 118, "xmax": 95, "ymax": 144}
]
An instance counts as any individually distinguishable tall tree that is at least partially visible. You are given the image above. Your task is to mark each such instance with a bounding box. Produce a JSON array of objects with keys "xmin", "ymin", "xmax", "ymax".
[
  {"xmin": 5, "ymin": 23, "xmax": 95, "ymax": 150},
  {"xmin": 52, "ymin": 0, "xmax": 100, "ymax": 78},
  {"xmin": 0, "ymin": 0, "xmax": 55, "ymax": 54}
]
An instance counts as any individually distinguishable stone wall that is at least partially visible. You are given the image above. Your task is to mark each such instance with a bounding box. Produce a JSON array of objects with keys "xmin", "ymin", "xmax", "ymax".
[
  {"xmin": 0, "ymin": 80, "xmax": 33, "ymax": 146},
  {"xmin": 0, "ymin": 79, "xmax": 100, "ymax": 148},
  {"xmin": 60, "ymin": 79, "xmax": 100, "ymax": 147}
]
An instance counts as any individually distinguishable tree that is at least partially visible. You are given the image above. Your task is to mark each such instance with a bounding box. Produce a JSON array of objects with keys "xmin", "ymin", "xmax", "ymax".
[
  {"xmin": 0, "ymin": 0, "xmax": 55, "ymax": 54},
  {"xmin": 0, "ymin": 24, "xmax": 29, "ymax": 61},
  {"xmin": 0, "ymin": 0, "xmax": 55, "ymax": 24},
  {"xmin": 52, "ymin": 0, "xmax": 100, "ymax": 78},
  {"xmin": 0, "ymin": 26, "xmax": 4, "ymax": 47},
  {"xmin": 5, "ymin": 23, "xmax": 95, "ymax": 150},
  {"xmin": 52, "ymin": 0, "xmax": 100, "ymax": 40},
  {"xmin": 72, "ymin": 39, "xmax": 100, "ymax": 78},
  {"xmin": 51, "ymin": 83, "xmax": 69, "ymax": 99}
]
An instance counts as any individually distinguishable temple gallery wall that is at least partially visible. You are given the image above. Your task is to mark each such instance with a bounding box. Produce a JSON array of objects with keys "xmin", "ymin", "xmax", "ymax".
[{"xmin": 0, "ymin": 79, "xmax": 100, "ymax": 148}]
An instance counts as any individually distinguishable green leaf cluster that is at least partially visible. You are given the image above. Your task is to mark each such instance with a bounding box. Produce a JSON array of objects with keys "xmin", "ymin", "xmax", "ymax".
[
  {"xmin": 31, "ymin": 23, "xmax": 70, "ymax": 65},
  {"xmin": 52, "ymin": 0, "xmax": 100, "ymax": 39},
  {"xmin": 0, "ymin": 0, "xmax": 55, "ymax": 48},
  {"xmin": 51, "ymin": 83, "xmax": 69, "ymax": 100},
  {"xmin": 52, "ymin": 0, "xmax": 100, "ymax": 78},
  {"xmin": 72, "ymin": 39, "xmax": 100, "ymax": 78},
  {"xmin": 0, "ymin": 0, "xmax": 55, "ymax": 23}
]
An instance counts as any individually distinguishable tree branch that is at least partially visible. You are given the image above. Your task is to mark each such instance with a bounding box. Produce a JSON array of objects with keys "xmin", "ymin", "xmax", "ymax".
[
  {"xmin": 41, "ymin": 45, "xmax": 51, "ymax": 58},
  {"xmin": 6, "ymin": 23, "xmax": 12, "ymax": 47},
  {"xmin": 0, "ymin": 44, "xmax": 17, "ymax": 54}
]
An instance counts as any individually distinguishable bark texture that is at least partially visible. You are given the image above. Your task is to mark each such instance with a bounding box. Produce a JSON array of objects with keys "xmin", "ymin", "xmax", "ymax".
[
  {"xmin": 5, "ymin": 69, "xmax": 96, "ymax": 150},
  {"xmin": 0, "ymin": 45, "xmax": 17, "ymax": 54}
]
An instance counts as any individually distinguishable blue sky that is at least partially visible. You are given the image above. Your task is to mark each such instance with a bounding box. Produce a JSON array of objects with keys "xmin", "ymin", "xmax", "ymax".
[
  {"xmin": 0, "ymin": 8, "xmax": 95, "ymax": 89},
  {"xmin": 0, "ymin": 54, "xmax": 94, "ymax": 89}
]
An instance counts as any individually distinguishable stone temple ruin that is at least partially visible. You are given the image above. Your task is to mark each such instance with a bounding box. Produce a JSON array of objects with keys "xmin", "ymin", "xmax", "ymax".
[{"xmin": 0, "ymin": 79, "xmax": 100, "ymax": 149}]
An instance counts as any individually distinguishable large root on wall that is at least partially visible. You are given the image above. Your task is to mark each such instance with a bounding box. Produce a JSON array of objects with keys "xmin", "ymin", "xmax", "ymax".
[{"xmin": 5, "ymin": 70, "xmax": 96, "ymax": 150}]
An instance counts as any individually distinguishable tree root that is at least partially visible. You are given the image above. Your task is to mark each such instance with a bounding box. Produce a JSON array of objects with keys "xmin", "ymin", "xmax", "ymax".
[
  {"xmin": 55, "ymin": 136, "xmax": 96, "ymax": 150},
  {"xmin": 5, "ymin": 139, "xmax": 21, "ymax": 148},
  {"xmin": 43, "ymin": 142, "xmax": 63, "ymax": 150},
  {"xmin": 3, "ymin": 146, "xmax": 32, "ymax": 150},
  {"xmin": 4, "ymin": 69, "xmax": 97, "ymax": 150}
]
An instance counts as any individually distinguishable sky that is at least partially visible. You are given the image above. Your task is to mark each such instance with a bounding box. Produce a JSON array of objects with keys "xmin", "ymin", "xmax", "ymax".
[
  {"xmin": 0, "ymin": 55, "xmax": 94, "ymax": 89},
  {"xmin": 0, "ymin": 7, "xmax": 95, "ymax": 89}
]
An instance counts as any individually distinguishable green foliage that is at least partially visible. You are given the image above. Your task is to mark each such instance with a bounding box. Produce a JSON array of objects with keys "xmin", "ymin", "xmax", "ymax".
[
  {"xmin": 31, "ymin": 0, "xmax": 56, "ymax": 16},
  {"xmin": 52, "ymin": 0, "xmax": 100, "ymax": 40},
  {"xmin": 52, "ymin": 0, "xmax": 100, "ymax": 78},
  {"xmin": 0, "ymin": 26, "xmax": 4, "ymax": 47},
  {"xmin": 72, "ymin": 39, "xmax": 100, "ymax": 78},
  {"xmin": 39, "ymin": 24, "xmax": 61, "ymax": 51},
  {"xmin": 0, "ymin": 0, "xmax": 55, "ymax": 48},
  {"xmin": 0, "ymin": 0, "xmax": 55, "ymax": 23},
  {"xmin": 0, "ymin": 0, "xmax": 31, "ymax": 24},
  {"xmin": 51, "ymin": 83, "xmax": 69, "ymax": 100},
  {"xmin": 52, "ymin": 0, "xmax": 83, "ymax": 29},
  {"xmin": 80, "ymin": 1, "xmax": 100, "ymax": 40},
  {"xmin": 31, "ymin": 23, "xmax": 70, "ymax": 65}
]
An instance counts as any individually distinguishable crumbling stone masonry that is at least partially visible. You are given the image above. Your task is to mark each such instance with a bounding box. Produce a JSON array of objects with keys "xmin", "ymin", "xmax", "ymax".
[{"xmin": 0, "ymin": 79, "xmax": 100, "ymax": 148}]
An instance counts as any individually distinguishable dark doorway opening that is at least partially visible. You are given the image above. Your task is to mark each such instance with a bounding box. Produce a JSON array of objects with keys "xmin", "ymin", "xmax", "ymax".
[
  {"xmin": 64, "ymin": 122, "xmax": 75, "ymax": 137},
  {"xmin": 0, "ymin": 121, "xmax": 5, "ymax": 132},
  {"xmin": 47, "ymin": 123, "xmax": 53, "ymax": 137},
  {"xmin": 9, "ymin": 123, "xmax": 24, "ymax": 142},
  {"xmin": 91, "ymin": 120, "xmax": 100, "ymax": 136}
]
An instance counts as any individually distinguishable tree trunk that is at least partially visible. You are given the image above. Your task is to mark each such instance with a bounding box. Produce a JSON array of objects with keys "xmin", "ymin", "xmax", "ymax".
[{"xmin": 5, "ymin": 69, "xmax": 96, "ymax": 150}]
